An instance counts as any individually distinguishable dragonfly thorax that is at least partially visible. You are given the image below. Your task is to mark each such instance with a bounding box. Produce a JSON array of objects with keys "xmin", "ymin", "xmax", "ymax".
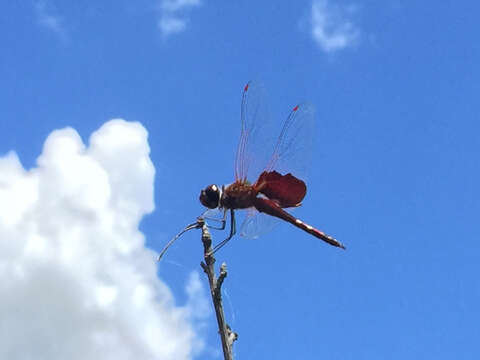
[
  {"xmin": 220, "ymin": 181, "xmax": 257, "ymax": 210},
  {"xmin": 199, "ymin": 184, "xmax": 222, "ymax": 209}
]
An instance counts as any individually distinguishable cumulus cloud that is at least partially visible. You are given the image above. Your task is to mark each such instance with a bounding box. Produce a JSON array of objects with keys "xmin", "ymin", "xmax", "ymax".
[
  {"xmin": 311, "ymin": 0, "xmax": 359, "ymax": 53},
  {"xmin": 0, "ymin": 120, "xmax": 208, "ymax": 359},
  {"xmin": 158, "ymin": 0, "xmax": 202, "ymax": 37},
  {"xmin": 34, "ymin": 1, "xmax": 67, "ymax": 39}
]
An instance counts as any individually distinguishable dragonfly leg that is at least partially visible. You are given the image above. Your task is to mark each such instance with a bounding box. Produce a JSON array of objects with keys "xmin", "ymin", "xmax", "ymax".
[
  {"xmin": 158, "ymin": 220, "xmax": 201, "ymax": 261},
  {"xmin": 209, "ymin": 209, "xmax": 236, "ymax": 255},
  {"xmin": 202, "ymin": 209, "xmax": 227, "ymax": 230}
]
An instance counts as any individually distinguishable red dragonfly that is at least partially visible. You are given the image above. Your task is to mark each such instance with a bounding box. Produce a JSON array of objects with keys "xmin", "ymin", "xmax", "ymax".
[{"xmin": 199, "ymin": 81, "xmax": 345, "ymax": 254}]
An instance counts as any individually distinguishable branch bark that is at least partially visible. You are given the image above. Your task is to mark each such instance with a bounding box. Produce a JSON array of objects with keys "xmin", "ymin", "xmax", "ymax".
[{"xmin": 199, "ymin": 218, "xmax": 238, "ymax": 360}]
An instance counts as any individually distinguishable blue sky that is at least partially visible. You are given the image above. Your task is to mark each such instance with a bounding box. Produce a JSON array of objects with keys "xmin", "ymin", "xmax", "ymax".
[{"xmin": 1, "ymin": 1, "xmax": 479, "ymax": 359}]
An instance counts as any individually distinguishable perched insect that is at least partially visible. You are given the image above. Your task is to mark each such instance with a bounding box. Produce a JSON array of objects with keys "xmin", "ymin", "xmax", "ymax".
[{"xmin": 199, "ymin": 81, "xmax": 345, "ymax": 254}]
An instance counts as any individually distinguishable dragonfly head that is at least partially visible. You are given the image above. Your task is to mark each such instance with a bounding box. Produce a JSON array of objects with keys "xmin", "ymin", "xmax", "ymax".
[{"xmin": 199, "ymin": 184, "xmax": 221, "ymax": 209}]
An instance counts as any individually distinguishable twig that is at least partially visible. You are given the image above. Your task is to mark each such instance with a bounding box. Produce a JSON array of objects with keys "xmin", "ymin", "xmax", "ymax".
[
  {"xmin": 158, "ymin": 217, "xmax": 238, "ymax": 358},
  {"xmin": 199, "ymin": 218, "xmax": 238, "ymax": 360}
]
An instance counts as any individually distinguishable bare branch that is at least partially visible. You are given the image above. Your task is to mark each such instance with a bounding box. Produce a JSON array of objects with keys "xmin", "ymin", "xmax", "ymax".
[
  {"xmin": 216, "ymin": 263, "xmax": 227, "ymax": 295},
  {"xmin": 199, "ymin": 219, "xmax": 237, "ymax": 360},
  {"xmin": 160, "ymin": 216, "xmax": 237, "ymax": 358}
]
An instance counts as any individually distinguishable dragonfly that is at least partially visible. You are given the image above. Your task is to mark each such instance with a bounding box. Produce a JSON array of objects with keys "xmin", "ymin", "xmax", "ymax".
[{"xmin": 198, "ymin": 81, "xmax": 345, "ymax": 254}]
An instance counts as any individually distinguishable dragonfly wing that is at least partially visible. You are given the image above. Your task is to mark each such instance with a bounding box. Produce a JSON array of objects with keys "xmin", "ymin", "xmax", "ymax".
[
  {"xmin": 239, "ymin": 209, "xmax": 281, "ymax": 239},
  {"xmin": 235, "ymin": 82, "xmax": 315, "ymax": 184},
  {"xmin": 264, "ymin": 102, "xmax": 315, "ymax": 182},
  {"xmin": 234, "ymin": 81, "xmax": 277, "ymax": 182},
  {"xmin": 234, "ymin": 83, "xmax": 316, "ymax": 240},
  {"xmin": 202, "ymin": 208, "xmax": 223, "ymax": 218},
  {"xmin": 255, "ymin": 170, "xmax": 306, "ymax": 207},
  {"xmin": 201, "ymin": 208, "xmax": 226, "ymax": 228}
]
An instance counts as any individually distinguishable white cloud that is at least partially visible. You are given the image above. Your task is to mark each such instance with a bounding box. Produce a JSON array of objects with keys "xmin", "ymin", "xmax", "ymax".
[
  {"xmin": 311, "ymin": 0, "xmax": 359, "ymax": 53},
  {"xmin": 34, "ymin": 1, "xmax": 67, "ymax": 39},
  {"xmin": 158, "ymin": 0, "xmax": 201, "ymax": 37},
  {"xmin": 159, "ymin": 16, "xmax": 187, "ymax": 36},
  {"xmin": 0, "ymin": 120, "xmax": 208, "ymax": 359}
]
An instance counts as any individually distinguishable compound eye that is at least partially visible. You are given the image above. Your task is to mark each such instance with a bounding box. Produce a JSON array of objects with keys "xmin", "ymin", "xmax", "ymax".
[{"xmin": 199, "ymin": 184, "xmax": 220, "ymax": 209}]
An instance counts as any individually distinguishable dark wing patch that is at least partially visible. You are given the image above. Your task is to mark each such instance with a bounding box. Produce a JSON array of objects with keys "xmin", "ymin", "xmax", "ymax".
[{"xmin": 254, "ymin": 170, "xmax": 306, "ymax": 208}]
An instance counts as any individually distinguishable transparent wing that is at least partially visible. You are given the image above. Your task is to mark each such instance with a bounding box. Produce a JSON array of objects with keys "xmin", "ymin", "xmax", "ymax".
[
  {"xmin": 240, "ymin": 206, "xmax": 304, "ymax": 240},
  {"xmin": 234, "ymin": 81, "xmax": 277, "ymax": 182},
  {"xmin": 202, "ymin": 208, "xmax": 223, "ymax": 218},
  {"xmin": 201, "ymin": 208, "xmax": 225, "ymax": 228},
  {"xmin": 239, "ymin": 208, "xmax": 280, "ymax": 239},
  {"xmin": 234, "ymin": 83, "xmax": 316, "ymax": 240},
  {"xmin": 264, "ymin": 103, "xmax": 315, "ymax": 182},
  {"xmin": 234, "ymin": 82, "xmax": 315, "ymax": 183}
]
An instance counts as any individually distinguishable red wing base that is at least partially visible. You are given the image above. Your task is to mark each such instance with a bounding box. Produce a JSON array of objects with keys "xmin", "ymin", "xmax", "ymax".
[{"xmin": 254, "ymin": 170, "xmax": 307, "ymax": 208}]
